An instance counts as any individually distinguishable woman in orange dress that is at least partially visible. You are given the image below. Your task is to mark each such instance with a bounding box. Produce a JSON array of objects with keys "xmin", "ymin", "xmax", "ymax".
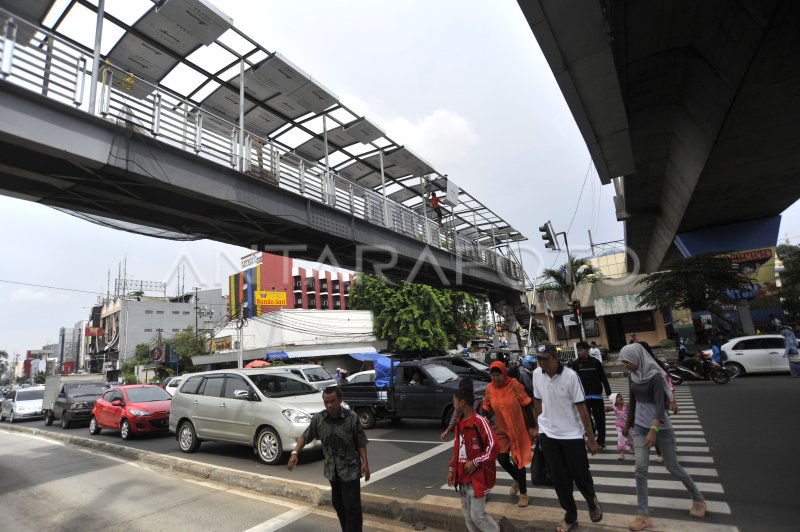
[{"xmin": 482, "ymin": 361, "xmax": 537, "ymax": 507}]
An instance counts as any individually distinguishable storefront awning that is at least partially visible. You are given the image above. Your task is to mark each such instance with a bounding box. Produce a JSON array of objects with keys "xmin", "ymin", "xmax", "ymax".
[{"xmin": 282, "ymin": 346, "xmax": 378, "ymax": 359}]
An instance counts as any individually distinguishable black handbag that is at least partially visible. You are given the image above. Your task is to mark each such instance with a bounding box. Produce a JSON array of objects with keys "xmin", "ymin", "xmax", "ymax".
[{"xmin": 531, "ymin": 440, "xmax": 552, "ymax": 486}]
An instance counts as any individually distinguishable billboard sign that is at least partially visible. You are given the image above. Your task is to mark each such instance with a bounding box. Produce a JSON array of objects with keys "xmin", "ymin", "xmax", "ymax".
[{"xmin": 255, "ymin": 291, "xmax": 287, "ymax": 306}]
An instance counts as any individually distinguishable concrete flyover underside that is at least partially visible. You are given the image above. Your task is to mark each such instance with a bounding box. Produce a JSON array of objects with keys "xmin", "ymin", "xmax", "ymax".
[
  {"xmin": 0, "ymin": 81, "xmax": 523, "ymax": 301},
  {"xmin": 519, "ymin": 0, "xmax": 800, "ymax": 271}
]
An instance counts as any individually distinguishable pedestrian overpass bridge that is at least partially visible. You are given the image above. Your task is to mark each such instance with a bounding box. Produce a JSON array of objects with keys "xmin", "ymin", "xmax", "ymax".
[{"xmin": 0, "ymin": 1, "xmax": 529, "ymax": 321}]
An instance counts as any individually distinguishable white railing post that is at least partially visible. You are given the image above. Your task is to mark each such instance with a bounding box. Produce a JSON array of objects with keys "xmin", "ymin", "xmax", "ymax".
[
  {"xmin": 1, "ymin": 18, "xmax": 18, "ymax": 79},
  {"xmin": 193, "ymin": 112, "xmax": 203, "ymax": 153},
  {"xmin": 100, "ymin": 68, "xmax": 113, "ymax": 115},
  {"xmin": 152, "ymin": 92, "xmax": 161, "ymax": 136},
  {"xmin": 349, "ymin": 183, "xmax": 355, "ymax": 213},
  {"xmin": 229, "ymin": 128, "xmax": 237, "ymax": 167},
  {"xmin": 72, "ymin": 55, "xmax": 86, "ymax": 106},
  {"xmin": 87, "ymin": 0, "xmax": 105, "ymax": 115},
  {"xmin": 299, "ymin": 161, "xmax": 305, "ymax": 195}
]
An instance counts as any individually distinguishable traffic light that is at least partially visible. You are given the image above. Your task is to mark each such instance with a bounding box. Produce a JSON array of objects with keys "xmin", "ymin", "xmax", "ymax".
[
  {"xmin": 571, "ymin": 300, "xmax": 582, "ymax": 317},
  {"xmin": 539, "ymin": 222, "xmax": 558, "ymax": 250}
]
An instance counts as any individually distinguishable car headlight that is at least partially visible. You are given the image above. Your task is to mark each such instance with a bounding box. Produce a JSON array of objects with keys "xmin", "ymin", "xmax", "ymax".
[
  {"xmin": 282, "ymin": 409, "xmax": 311, "ymax": 424},
  {"xmin": 70, "ymin": 403, "xmax": 87, "ymax": 410},
  {"xmin": 129, "ymin": 409, "xmax": 151, "ymax": 417}
]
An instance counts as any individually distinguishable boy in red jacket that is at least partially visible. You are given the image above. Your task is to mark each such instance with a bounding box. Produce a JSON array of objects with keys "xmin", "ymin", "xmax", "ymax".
[{"xmin": 448, "ymin": 387, "xmax": 500, "ymax": 532}]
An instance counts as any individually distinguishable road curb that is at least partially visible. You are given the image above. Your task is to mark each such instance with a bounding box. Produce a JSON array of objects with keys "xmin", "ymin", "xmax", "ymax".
[{"xmin": 0, "ymin": 424, "xmax": 627, "ymax": 531}]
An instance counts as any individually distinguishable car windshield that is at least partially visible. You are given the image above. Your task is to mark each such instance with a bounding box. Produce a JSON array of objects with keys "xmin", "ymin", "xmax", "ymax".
[
  {"xmin": 126, "ymin": 387, "xmax": 172, "ymax": 402},
  {"xmin": 67, "ymin": 384, "xmax": 105, "ymax": 397},
  {"xmin": 424, "ymin": 364, "xmax": 460, "ymax": 384},
  {"xmin": 250, "ymin": 374, "xmax": 319, "ymax": 398},
  {"xmin": 465, "ymin": 359, "xmax": 490, "ymax": 371},
  {"xmin": 302, "ymin": 367, "xmax": 333, "ymax": 382},
  {"xmin": 16, "ymin": 389, "xmax": 44, "ymax": 401}
]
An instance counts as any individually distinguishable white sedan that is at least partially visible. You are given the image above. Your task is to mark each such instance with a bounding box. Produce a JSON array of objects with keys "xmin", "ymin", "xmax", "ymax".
[
  {"xmin": 346, "ymin": 370, "xmax": 376, "ymax": 384},
  {"xmin": 708, "ymin": 335, "xmax": 790, "ymax": 377}
]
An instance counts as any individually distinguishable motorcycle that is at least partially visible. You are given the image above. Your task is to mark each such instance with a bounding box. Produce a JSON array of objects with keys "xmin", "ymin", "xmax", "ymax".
[{"xmin": 667, "ymin": 353, "xmax": 732, "ymax": 385}]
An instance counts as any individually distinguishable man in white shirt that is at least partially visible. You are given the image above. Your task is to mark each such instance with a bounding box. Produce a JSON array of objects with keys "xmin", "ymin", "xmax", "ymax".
[
  {"xmin": 532, "ymin": 342, "xmax": 602, "ymax": 531},
  {"xmin": 589, "ymin": 342, "xmax": 603, "ymax": 364}
]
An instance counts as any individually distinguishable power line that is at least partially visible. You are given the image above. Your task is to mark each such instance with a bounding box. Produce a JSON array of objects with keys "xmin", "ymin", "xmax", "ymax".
[
  {"xmin": 548, "ymin": 157, "xmax": 593, "ymax": 270},
  {"xmin": 0, "ymin": 278, "xmax": 103, "ymax": 295}
]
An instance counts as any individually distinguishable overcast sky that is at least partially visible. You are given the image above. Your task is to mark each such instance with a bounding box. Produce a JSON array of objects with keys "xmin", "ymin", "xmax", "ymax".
[{"xmin": 1, "ymin": 0, "xmax": 799, "ymax": 357}]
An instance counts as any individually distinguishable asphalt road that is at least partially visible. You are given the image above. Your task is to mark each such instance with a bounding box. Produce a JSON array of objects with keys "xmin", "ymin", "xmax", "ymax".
[
  {"xmin": 0, "ymin": 430, "xmax": 438, "ymax": 532},
  {"xmin": 4, "ymin": 375, "xmax": 799, "ymax": 531},
  {"xmin": 689, "ymin": 374, "xmax": 800, "ymax": 532}
]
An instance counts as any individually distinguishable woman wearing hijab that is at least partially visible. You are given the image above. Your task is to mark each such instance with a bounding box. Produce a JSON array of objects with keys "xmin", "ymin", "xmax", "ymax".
[
  {"xmin": 482, "ymin": 361, "xmax": 536, "ymax": 507},
  {"xmin": 620, "ymin": 343, "xmax": 706, "ymax": 531}
]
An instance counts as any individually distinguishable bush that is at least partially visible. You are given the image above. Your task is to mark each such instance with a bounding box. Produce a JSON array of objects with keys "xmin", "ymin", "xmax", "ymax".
[
  {"xmin": 121, "ymin": 373, "xmax": 138, "ymax": 384},
  {"xmin": 660, "ymin": 339, "xmax": 676, "ymax": 349}
]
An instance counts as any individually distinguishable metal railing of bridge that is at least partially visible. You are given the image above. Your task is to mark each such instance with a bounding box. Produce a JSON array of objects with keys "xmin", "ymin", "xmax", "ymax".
[{"xmin": 0, "ymin": 9, "xmax": 523, "ymax": 282}]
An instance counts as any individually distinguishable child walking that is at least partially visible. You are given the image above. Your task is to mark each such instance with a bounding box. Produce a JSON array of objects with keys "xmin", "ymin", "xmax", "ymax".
[{"xmin": 606, "ymin": 393, "xmax": 634, "ymax": 460}]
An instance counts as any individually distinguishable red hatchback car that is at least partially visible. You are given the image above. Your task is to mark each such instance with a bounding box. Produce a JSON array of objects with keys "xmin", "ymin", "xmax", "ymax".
[{"xmin": 89, "ymin": 385, "xmax": 172, "ymax": 440}]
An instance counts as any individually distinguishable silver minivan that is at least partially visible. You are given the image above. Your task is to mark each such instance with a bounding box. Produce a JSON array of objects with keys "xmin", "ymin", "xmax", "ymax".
[
  {"xmin": 1, "ymin": 385, "xmax": 45, "ymax": 423},
  {"xmin": 168, "ymin": 369, "xmax": 324, "ymax": 465}
]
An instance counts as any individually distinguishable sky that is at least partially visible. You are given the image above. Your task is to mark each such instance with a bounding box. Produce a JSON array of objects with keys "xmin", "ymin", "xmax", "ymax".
[{"xmin": 1, "ymin": 0, "xmax": 799, "ymax": 357}]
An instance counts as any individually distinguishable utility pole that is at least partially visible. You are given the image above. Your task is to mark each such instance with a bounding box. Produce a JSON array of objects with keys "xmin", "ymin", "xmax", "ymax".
[{"xmin": 194, "ymin": 286, "xmax": 199, "ymax": 345}]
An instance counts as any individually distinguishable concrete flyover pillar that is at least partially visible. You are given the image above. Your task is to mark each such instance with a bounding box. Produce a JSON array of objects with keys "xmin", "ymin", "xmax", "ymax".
[{"xmin": 736, "ymin": 300, "xmax": 756, "ymax": 335}]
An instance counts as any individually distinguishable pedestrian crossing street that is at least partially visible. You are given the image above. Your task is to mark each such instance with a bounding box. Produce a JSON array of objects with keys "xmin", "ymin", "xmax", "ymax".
[{"xmin": 437, "ymin": 379, "xmax": 736, "ymax": 530}]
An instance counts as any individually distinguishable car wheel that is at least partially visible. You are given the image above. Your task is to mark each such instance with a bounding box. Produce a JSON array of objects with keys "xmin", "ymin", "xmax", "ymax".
[
  {"xmin": 60, "ymin": 414, "xmax": 71, "ymax": 429},
  {"xmin": 178, "ymin": 421, "xmax": 200, "ymax": 453},
  {"xmin": 120, "ymin": 419, "xmax": 132, "ymax": 440},
  {"xmin": 356, "ymin": 407, "xmax": 376, "ymax": 429},
  {"xmin": 89, "ymin": 416, "xmax": 101, "ymax": 435},
  {"xmin": 44, "ymin": 412, "xmax": 54, "ymax": 426},
  {"xmin": 725, "ymin": 362, "xmax": 745, "ymax": 378},
  {"xmin": 255, "ymin": 427, "xmax": 283, "ymax": 465},
  {"xmin": 9, "ymin": 411, "xmax": 15, "ymax": 424},
  {"xmin": 442, "ymin": 405, "xmax": 454, "ymax": 428},
  {"xmin": 0, "ymin": 411, "xmax": 5, "ymax": 422}
]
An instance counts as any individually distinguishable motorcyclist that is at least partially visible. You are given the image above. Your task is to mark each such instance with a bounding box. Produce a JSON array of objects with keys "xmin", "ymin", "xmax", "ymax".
[
  {"xmin": 678, "ymin": 338, "xmax": 704, "ymax": 376},
  {"xmin": 518, "ymin": 354, "xmax": 535, "ymax": 397}
]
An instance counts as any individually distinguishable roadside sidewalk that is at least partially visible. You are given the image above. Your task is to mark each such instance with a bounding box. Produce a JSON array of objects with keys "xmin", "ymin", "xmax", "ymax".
[{"xmin": 0, "ymin": 424, "xmax": 732, "ymax": 532}]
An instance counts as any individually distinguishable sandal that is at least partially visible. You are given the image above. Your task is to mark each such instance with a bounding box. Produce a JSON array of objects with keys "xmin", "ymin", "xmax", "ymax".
[
  {"xmin": 590, "ymin": 497, "xmax": 603, "ymax": 522},
  {"xmin": 555, "ymin": 521, "xmax": 575, "ymax": 532},
  {"xmin": 628, "ymin": 515, "xmax": 653, "ymax": 531}
]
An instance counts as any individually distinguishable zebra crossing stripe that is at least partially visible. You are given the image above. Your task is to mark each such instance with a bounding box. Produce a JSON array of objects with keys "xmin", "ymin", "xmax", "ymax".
[
  {"xmin": 520, "ymin": 487, "xmax": 732, "ymax": 514},
  {"xmin": 496, "ymin": 462, "xmax": 718, "ymax": 476},
  {"xmin": 591, "ymin": 476, "xmax": 723, "ymax": 493}
]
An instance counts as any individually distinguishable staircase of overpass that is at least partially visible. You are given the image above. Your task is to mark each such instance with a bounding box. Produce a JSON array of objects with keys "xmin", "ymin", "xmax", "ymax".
[{"xmin": 0, "ymin": 1, "xmax": 532, "ymax": 329}]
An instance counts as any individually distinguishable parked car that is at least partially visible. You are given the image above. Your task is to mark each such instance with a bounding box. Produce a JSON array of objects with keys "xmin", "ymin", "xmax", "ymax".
[
  {"xmin": 89, "ymin": 385, "xmax": 173, "ymax": 440},
  {"xmin": 163, "ymin": 376, "xmax": 184, "ymax": 397},
  {"xmin": 0, "ymin": 385, "xmax": 45, "ymax": 423},
  {"xmin": 702, "ymin": 334, "xmax": 790, "ymax": 377},
  {"xmin": 274, "ymin": 364, "xmax": 337, "ymax": 390},
  {"xmin": 169, "ymin": 368, "xmax": 325, "ymax": 465},
  {"xmin": 346, "ymin": 370, "xmax": 376, "ymax": 384},
  {"xmin": 426, "ymin": 355, "xmax": 492, "ymax": 382}
]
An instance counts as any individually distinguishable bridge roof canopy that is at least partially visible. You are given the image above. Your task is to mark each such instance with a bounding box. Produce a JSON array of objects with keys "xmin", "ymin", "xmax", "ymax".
[{"xmin": 8, "ymin": 0, "xmax": 525, "ymax": 247}]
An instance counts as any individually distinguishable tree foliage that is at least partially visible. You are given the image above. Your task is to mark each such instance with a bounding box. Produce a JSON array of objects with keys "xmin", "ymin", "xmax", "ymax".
[
  {"xmin": 0, "ymin": 349, "xmax": 7, "ymax": 377},
  {"xmin": 636, "ymin": 254, "xmax": 746, "ymax": 320},
  {"xmin": 537, "ymin": 255, "xmax": 600, "ymax": 298},
  {"xmin": 168, "ymin": 328, "xmax": 207, "ymax": 371},
  {"xmin": 348, "ymin": 274, "xmax": 486, "ymax": 354},
  {"xmin": 777, "ymin": 244, "xmax": 800, "ymax": 321}
]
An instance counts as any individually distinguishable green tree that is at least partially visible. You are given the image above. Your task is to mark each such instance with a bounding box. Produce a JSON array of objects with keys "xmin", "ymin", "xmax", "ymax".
[
  {"xmin": 34, "ymin": 373, "xmax": 46, "ymax": 384},
  {"xmin": 121, "ymin": 343, "xmax": 153, "ymax": 376},
  {"xmin": 349, "ymin": 274, "xmax": 486, "ymax": 354},
  {"xmin": 537, "ymin": 255, "xmax": 600, "ymax": 299},
  {"xmin": 168, "ymin": 328, "xmax": 207, "ymax": 371},
  {"xmin": 636, "ymin": 253, "xmax": 746, "ymax": 326},
  {"xmin": 0, "ymin": 349, "xmax": 8, "ymax": 378},
  {"xmin": 777, "ymin": 244, "xmax": 800, "ymax": 321}
]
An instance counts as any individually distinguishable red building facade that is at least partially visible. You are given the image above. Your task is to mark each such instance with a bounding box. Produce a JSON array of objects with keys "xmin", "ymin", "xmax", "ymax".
[{"xmin": 229, "ymin": 252, "xmax": 352, "ymax": 319}]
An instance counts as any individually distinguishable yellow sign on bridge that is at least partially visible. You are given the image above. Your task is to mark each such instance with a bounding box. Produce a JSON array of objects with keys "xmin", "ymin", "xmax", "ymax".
[{"xmin": 255, "ymin": 291, "xmax": 287, "ymax": 306}]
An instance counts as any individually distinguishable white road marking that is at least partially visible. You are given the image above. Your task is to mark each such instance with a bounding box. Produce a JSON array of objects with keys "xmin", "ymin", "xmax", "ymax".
[
  {"xmin": 368, "ymin": 438, "xmax": 443, "ymax": 445},
  {"xmin": 243, "ymin": 508, "xmax": 310, "ymax": 531},
  {"xmin": 362, "ymin": 441, "xmax": 451, "ymax": 486}
]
